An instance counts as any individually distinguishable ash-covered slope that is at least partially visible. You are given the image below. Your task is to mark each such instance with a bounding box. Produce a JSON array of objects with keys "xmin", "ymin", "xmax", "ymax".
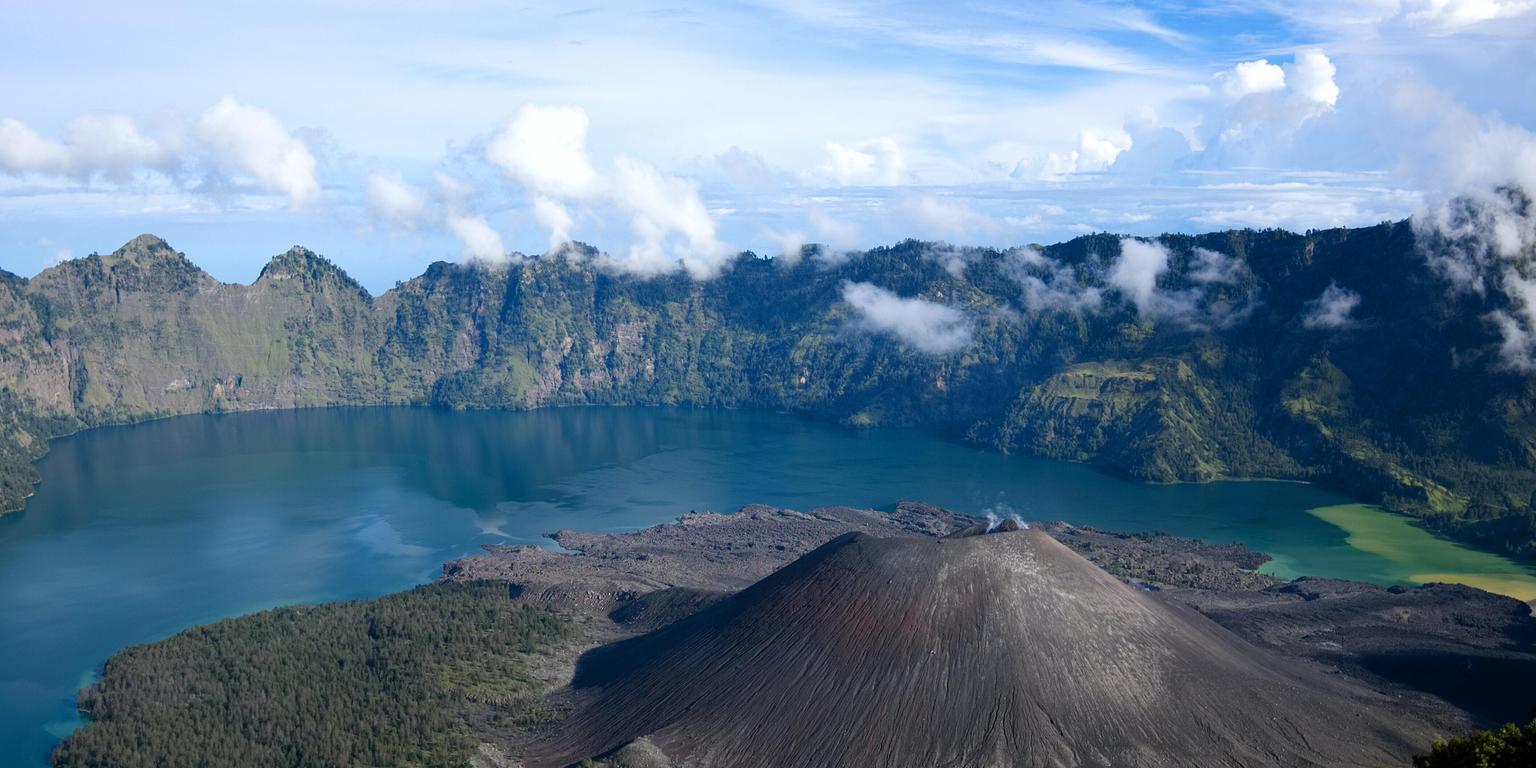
[{"xmin": 528, "ymin": 527, "xmax": 1436, "ymax": 767}]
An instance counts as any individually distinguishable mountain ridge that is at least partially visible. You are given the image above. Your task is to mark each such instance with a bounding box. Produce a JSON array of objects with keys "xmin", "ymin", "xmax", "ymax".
[{"xmin": 4, "ymin": 223, "xmax": 1536, "ymax": 561}]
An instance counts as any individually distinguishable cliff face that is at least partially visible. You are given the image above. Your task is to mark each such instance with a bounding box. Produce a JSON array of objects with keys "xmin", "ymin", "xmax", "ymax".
[{"xmin": 4, "ymin": 226, "xmax": 1536, "ymax": 559}]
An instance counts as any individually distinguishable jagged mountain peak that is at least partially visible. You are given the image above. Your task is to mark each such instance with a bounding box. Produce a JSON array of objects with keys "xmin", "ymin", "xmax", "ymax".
[
  {"xmin": 104, "ymin": 234, "xmax": 193, "ymax": 268},
  {"xmin": 116, "ymin": 233, "xmax": 174, "ymax": 256},
  {"xmin": 31, "ymin": 234, "xmax": 214, "ymax": 292},
  {"xmin": 257, "ymin": 246, "xmax": 370, "ymax": 298}
]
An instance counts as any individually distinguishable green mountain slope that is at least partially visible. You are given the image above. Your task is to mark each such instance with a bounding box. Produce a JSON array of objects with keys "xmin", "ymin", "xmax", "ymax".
[{"xmin": 4, "ymin": 225, "xmax": 1536, "ymax": 560}]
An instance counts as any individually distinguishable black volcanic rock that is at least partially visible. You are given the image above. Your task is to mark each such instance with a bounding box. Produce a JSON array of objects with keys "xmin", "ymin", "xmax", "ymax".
[{"xmin": 527, "ymin": 528, "xmax": 1438, "ymax": 767}]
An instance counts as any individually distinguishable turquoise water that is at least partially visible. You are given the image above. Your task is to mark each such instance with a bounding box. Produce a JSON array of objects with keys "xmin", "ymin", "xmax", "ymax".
[{"xmin": 2, "ymin": 406, "xmax": 1532, "ymax": 766}]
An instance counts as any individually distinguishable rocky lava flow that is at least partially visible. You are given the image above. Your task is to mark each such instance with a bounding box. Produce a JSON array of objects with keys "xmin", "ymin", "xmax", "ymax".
[
  {"xmin": 527, "ymin": 527, "xmax": 1432, "ymax": 766},
  {"xmin": 442, "ymin": 504, "xmax": 1536, "ymax": 767}
]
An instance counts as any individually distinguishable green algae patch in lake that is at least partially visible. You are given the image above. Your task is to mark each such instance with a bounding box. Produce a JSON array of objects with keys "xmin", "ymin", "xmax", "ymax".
[{"xmin": 1305, "ymin": 503, "xmax": 1536, "ymax": 601}]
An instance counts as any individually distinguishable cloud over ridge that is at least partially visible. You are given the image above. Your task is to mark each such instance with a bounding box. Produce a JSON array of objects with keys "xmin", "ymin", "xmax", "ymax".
[{"xmin": 841, "ymin": 281, "xmax": 972, "ymax": 354}]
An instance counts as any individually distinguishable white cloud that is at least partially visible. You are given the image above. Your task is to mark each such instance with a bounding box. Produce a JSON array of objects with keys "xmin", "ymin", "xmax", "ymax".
[
  {"xmin": 1189, "ymin": 246, "xmax": 1245, "ymax": 284},
  {"xmin": 1241, "ymin": 0, "xmax": 1535, "ymax": 35},
  {"xmin": 195, "ymin": 96, "xmax": 320, "ymax": 208},
  {"xmin": 1395, "ymin": 76, "xmax": 1536, "ymax": 368},
  {"xmin": 63, "ymin": 116, "xmax": 176, "ymax": 180},
  {"xmin": 1108, "ymin": 237, "xmax": 1170, "ymax": 315},
  {"xmin": 484, "ymin": 104, "xmax": 728, "ymax": 276},
  {"xmin": 1397, "ymin": 0, "xmax": 1536, "ymax": 30},
  {"xmin": 903, "ymin": 195, "xmax": 1000, "ymax": 241},
  {"xmin": 0, "ymin": 119, "xmax": 70, "ymax": 174},
  {"xmin": 484, "ymin": 105, "xmax": 599, "ymax": 199},
  {"xmin": 1106, "ymin": 238, "xmax": 1252, "ymax": 326},
  {"xmin": 824, "ymin": 137, "xmax": 905, "ymax": 185},
  {"xmin": 610, "ymin": 156, "xmax": 728, "ymax": 277},
  {"xmin": 841, "ymin": 281, "xmax": 971, "ymax": 354},
  {"xmin": 713, "ymin": 146, "xmax": 784, "ymax": 192},
  {"xmin": 1203, "ymin": 50, "xmax": 1341, "ymax": 153},
  {"xmin": 0, "ymin": 115, "xmax": 174, "ymax": 181},
  {"xmin": 809, "ymin": 208, "xmax": 863, "ymax": 252},
  {"xmin": 445, "ymin": 211, "xmax": 506, "ymax": 263},
  {"xmin": 1002, "ymin": 246, "xmax": 1105, "ymax": 313},
  {"xmin": 765, "ymin": 228, "xmax": 808, "ymax": 263},
  {"xmin": 1302, "ymin": 282, "xmax": 1362, "ymax": 328},
  {"xmin": 531, "ymin": 196, "xmax": 574, "ymax": 251},
  {"xmin": 364, "ymin": 171, "xmax": 427, "ymax": 229},
  {"xmin": 1289, "ymin": 49, "xmax": 1340, "ymax": 108},
  {"xmin": 1217, "ymin": 59, "xmax": 1287, "ymax": 99},
  {"xmin": 1023, "ymin": 130, "xmax": 1133, "ymax": 181}
]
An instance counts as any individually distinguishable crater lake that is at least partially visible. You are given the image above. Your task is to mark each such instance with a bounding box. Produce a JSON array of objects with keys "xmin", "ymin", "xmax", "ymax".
[{"xmin": 3, "ymin": 406, "xmax": 1535, "ymax": 766}]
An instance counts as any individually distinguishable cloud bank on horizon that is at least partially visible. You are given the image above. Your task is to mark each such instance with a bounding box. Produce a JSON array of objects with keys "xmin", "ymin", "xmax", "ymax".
[{"xmin": 0, "ymin": 0, "xmax": 1534, "ymax": 291}]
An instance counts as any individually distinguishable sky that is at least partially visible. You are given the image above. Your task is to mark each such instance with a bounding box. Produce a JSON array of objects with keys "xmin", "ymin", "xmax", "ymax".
[{"xmin": 1, "ymin": 0, "xmax": 1534, "ymax": 292}]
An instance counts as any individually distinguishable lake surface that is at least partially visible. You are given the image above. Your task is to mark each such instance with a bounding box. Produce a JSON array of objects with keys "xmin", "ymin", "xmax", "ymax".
[{"xmin": 3, "ymin": 406, "xmax": 1535, "ymax": 766}]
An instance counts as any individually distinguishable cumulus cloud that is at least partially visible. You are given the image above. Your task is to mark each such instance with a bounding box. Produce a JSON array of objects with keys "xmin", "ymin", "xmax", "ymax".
[
  {"xmin": 445, "ymin": 211, "xmax": 507, "ymax": 263},
  {"xmin": 1216, "ymin": 59, "xmax": 1287, "ymax": 99},
  {"xmin": 484, "ymin": 104, "xmax": 728, "ymax": 276},
  {"xmin": 0, "ymin": 115, "xmax": 175, "ymax": 180},
  {"xmin": 0, "ymin": 119, "xmax": 70, "ymax": 174},
  {"xmin": 841, "ymin": 281, "xmax": 971, "ymax": 354},
  {"xmin": 1018, "ymin": 130, "xmax": 1131, "ymax": 181},
  {"xmin": 610, "ymin": 156, "xmax": 728, "ymax": 277},
  {"xmin": 195, "ymin": 96, "xmax": 320, "ymax": 208},
  {"xmin": 1102, "ymin": 49, "xmax": 1341, "ymax": 181},
  {"xmin": 1, "ymin": 99, "xmax": 317, "ymax": 207},
  {"xmin": 364, "ymin": 171, "xmax": 428, "ymax": 229},
  {"xmin": 1021, "ymin": 49, "xmax": 1337, "ymax": 187},
  {"xmin": 824, "ymin": 137, "xmax": 906, "ymax": 185},
  {"xmin": 484, "ymin": 105, "xmax": 598, "ymax": 199},
  {"xmin": 1289, "ymin": 49, "xmax": 1340, "ymax": 108},
  {"xmin": 1204, "ymin": 50, "xmax": 1340, "ymax": 151},
  {"xmin": 1302, "ymin": 282, "xmax": 1362, "ymax": 328},
  {"xmin": 65, "ymin": 116, "xmax": 177, "ymax": 180}
]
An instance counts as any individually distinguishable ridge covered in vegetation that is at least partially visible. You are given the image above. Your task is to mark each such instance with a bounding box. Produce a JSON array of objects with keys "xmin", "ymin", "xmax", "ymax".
[
  {"xmin": 3, "ymin": 226, "xmax": 1536, "ymax": 559},
  {"xmin": 51, "ymin": 582, "xmax": 575, "ymax": 768}
]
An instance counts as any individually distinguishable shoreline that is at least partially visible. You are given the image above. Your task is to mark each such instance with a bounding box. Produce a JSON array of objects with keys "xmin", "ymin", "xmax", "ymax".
[
  {"xmin": 7, "ymin": 400, "xmax": 1531, "ymax": 576},
  {"xmin": 53, "ymin": 503, "xmax": 1536, "ymax": 765}
]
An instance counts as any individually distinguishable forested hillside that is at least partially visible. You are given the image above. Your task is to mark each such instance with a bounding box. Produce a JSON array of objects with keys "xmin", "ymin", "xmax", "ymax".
[
  {"xmin": 4, "ymin": 226, "xmax": 1535, "ymax": 559},
  {"xmin": 51, "ymin": 582, "xmax": 574, "ymax": 768}
]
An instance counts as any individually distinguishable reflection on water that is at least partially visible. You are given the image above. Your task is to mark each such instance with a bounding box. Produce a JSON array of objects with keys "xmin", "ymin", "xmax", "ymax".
[{"xmin": 1, "ymin": 406, "xmax": 1533, "ymax": 766}]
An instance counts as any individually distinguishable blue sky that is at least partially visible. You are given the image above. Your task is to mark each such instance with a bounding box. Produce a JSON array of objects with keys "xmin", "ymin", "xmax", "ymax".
[{"xmin": 2, "ymin": 0, "xmax": 1534, "ymax": 291}]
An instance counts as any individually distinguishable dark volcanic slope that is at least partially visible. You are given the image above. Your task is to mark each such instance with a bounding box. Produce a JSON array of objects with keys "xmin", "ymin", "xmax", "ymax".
[{"xmin": 528, "ymin": 528, "xmax": 1437, "ymax": 768}]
